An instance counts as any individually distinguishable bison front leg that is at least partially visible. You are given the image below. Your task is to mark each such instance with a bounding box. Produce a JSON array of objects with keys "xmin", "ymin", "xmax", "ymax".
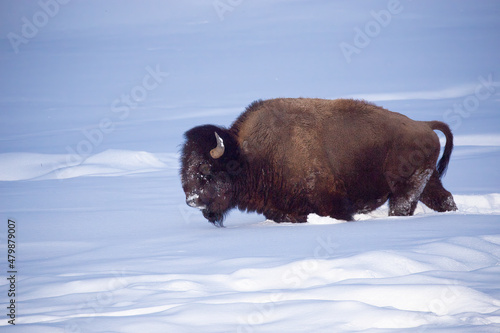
[
  {"xmin": 387, "ymin": 168, "xmax": 433, "ymax": 217},
  {"xmin": 389, "ymin": 196, "xmax": 419, "ymax": 216}
]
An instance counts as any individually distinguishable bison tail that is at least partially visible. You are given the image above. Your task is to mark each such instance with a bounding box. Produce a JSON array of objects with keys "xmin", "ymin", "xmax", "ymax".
[{"xmin": 427, "ymin": 121, "xmax": 454, "ymax": 179}]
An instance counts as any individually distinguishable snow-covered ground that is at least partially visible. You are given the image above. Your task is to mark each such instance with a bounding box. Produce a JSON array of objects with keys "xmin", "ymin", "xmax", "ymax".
[{"xmin": 1, "ymin": 1, "xmax": 499, "ymax": 332}]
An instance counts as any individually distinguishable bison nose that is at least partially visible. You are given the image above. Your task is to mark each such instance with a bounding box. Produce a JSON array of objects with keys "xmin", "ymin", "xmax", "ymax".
[
  {"xmin": 186, "ymin": 198, "xmax": 196, "ymax": 207},
  {"xmin": 186, "ymin": 194, "xmax": 206, "ymax": 209},
  {"xmin": 186, "ymin": 194, "xmax": 198, "ymax": 207}
]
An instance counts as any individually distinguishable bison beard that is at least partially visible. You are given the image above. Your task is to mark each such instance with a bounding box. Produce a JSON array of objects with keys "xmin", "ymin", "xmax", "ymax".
[{"xmin": 180, "ymin": 98, "xmax": 458, "ymax": 227}]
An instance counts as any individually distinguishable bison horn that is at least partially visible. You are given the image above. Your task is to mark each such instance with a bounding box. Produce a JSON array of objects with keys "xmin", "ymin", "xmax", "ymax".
[{"xmin": 210, "ymin": 132, "xmax": 225, "ymax": 159}]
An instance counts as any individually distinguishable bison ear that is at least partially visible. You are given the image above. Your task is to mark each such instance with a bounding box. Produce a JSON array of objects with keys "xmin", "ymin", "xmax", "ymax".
[{"xmin": 210, "ymin": 132, "xmax": 225, "ymax": 159}]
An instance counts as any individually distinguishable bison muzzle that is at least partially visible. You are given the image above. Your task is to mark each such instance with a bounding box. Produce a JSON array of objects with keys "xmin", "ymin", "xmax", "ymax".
[{"xmin": 180, "ymin": 98, "xmax": 457, "ymax": 227}]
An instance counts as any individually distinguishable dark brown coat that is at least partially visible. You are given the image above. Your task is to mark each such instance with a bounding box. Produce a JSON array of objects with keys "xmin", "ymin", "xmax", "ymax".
[{"xmin": 181, "ymin": 98, "xmax": 457, "ymax": 227}]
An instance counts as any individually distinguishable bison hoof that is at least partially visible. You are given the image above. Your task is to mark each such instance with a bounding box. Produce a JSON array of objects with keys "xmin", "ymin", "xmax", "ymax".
[{"xmin": 443, "ymin": 196, "xmax": 458, "ymax": 211}]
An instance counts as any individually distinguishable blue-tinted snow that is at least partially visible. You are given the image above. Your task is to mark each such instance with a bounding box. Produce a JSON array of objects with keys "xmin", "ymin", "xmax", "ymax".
[{"xmin": 0, "ymin": 1, "xmax": 499, "ymax": 332}]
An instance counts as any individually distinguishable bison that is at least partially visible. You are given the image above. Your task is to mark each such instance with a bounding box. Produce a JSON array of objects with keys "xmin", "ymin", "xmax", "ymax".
[{"xmin": 180, "ymin": 98, "xmax": 457, "ymax": 227}]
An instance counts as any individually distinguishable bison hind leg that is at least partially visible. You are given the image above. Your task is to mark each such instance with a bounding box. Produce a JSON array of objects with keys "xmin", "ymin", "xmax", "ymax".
[
  {"xmin": 388, "ymin": 168, "xmax": 433, "ymax": 217},
  {"xmin": 420, "ymin": 171, "xmax": 458, "ymax": 212}
]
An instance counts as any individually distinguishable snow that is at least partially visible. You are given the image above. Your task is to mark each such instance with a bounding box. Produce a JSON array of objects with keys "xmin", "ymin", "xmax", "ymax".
[
  {"xmin": 0, "ymin": 150, "xmax": 175, "ymax": 181},
  {"xmin": 1, "ymin": 1, "xmax": 500, "ymax": 332}
]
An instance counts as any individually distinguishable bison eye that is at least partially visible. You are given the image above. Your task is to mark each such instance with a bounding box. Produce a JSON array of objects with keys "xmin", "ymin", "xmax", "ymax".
[
  {"xmin": 199, "ymin": 164, "xmax": 211, "ymax": 175},
  {"xmin": 198, "ymin": 173, "xmax": 213, "ymax": 183},
  {"xmin": 198, "ymin": 165, "xmax": 213, "ymax": 182}
]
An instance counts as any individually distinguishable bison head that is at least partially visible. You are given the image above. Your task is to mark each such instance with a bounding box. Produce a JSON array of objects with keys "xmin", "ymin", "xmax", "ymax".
[{"xmin": 180, "ymin": 125, "xmax": 242, "ymax": 227}]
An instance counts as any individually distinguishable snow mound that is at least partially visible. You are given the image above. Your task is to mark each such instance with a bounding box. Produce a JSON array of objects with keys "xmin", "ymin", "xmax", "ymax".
[
  {"xmin": 307, "ymin": 194, "xmax": 500, "ymax": 224},
  {"xmin": 444, "ymin": 134, "xmax": 500, "ymax": 147},
  {"xmin": 12, "ymin": 228, "xmax": 500, "ymax": 332},
  {"xmin": 308, "ymin": 214, "xmax": 348, "ymax": 225},
  {"xmin": 0, "ymin": 150, "xmax": 178, "ymax": 181},
  {"xmin": 455, "ymin": 193, "xmax": 500, "ymax": 214}
]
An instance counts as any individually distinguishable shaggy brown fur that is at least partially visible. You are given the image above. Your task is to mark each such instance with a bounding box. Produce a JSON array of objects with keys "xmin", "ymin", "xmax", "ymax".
[{"xmin": 181, "ymin": 98, "xmax": 457, "ymax": 227}]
